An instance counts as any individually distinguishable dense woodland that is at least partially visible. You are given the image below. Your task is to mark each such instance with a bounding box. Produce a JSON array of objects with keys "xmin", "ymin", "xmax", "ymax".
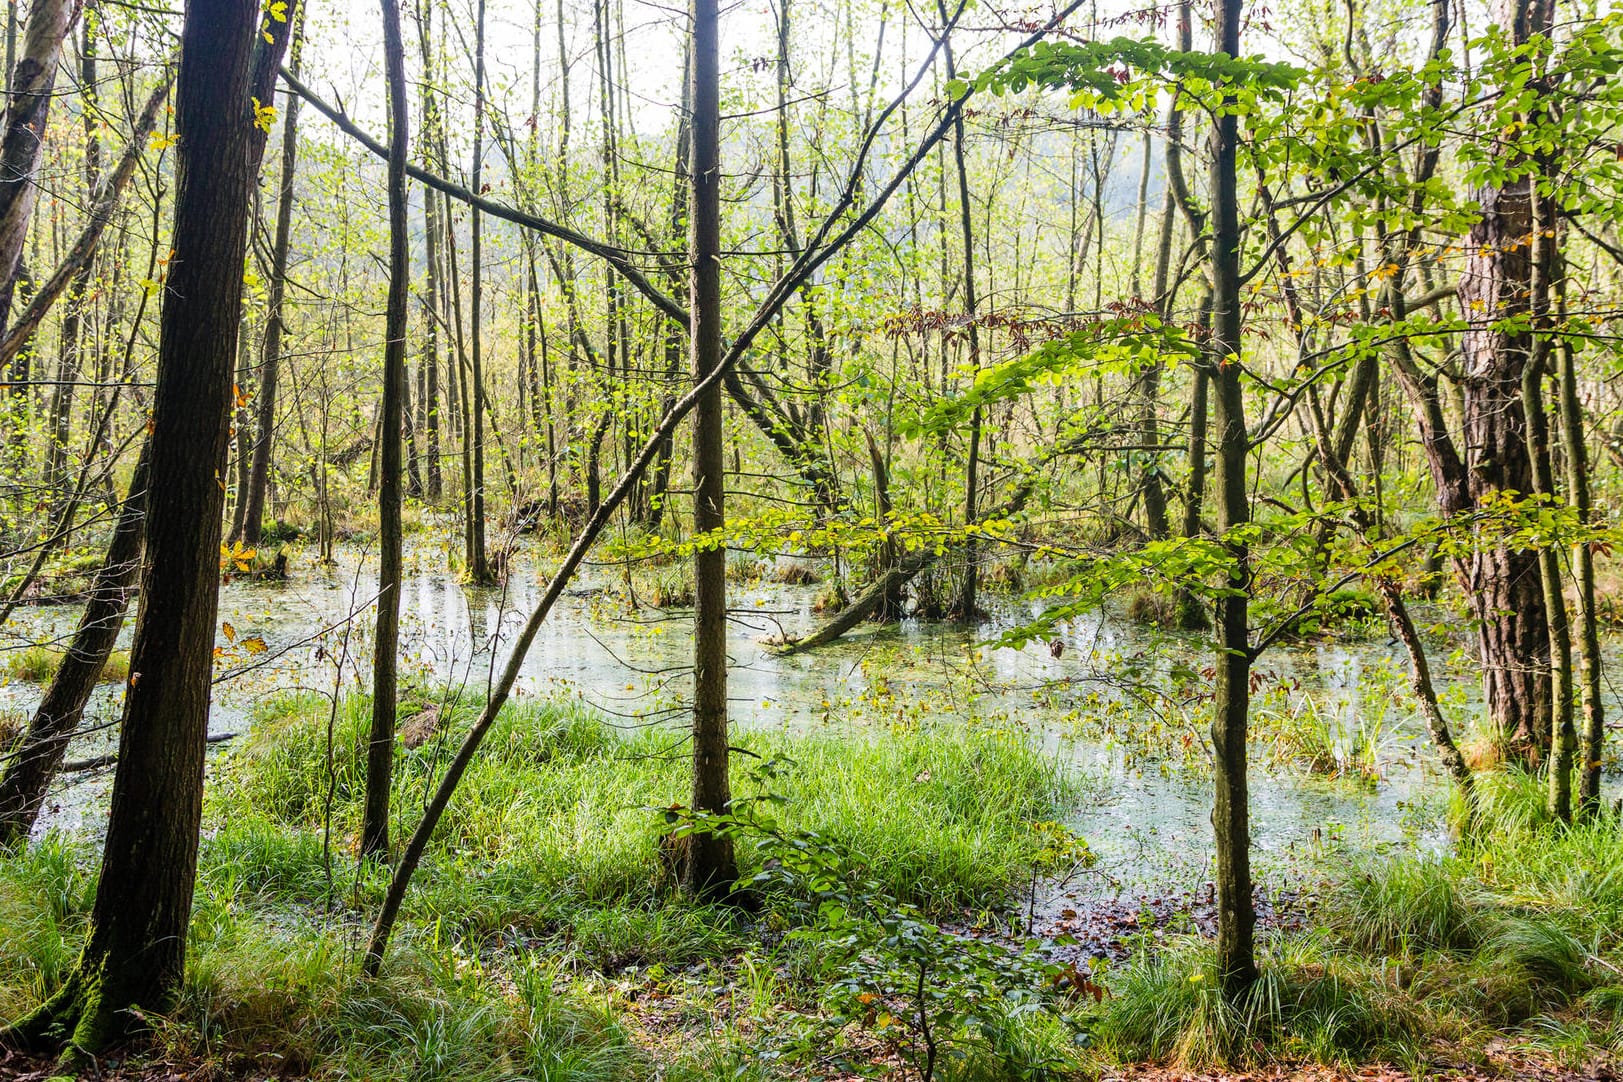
[{"xmin": 0, "ymin": 0, "xmax": 1620, "ymax": 1075}]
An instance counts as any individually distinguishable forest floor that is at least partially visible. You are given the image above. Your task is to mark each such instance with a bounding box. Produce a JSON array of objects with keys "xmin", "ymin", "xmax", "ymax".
[{"xmin": 0, "ymin": 1047, "xmax": 1614, "ymax": 1080}]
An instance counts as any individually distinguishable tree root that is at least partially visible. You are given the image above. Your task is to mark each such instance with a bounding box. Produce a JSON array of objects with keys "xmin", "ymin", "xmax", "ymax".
[{"xmin": 2, "ymin": 954, "xmax": 139, "ymax": 1060}]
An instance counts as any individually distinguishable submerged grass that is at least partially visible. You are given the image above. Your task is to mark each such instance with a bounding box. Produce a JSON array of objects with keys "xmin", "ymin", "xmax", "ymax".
[{"xmin": 1, "ymin": 643, "xmax": 131, "ymax": 684}]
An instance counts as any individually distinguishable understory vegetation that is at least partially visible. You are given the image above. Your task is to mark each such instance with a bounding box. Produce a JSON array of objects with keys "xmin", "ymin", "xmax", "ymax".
[{"xmin": 1, "ymin": 694, "xmax": 1621, "ymax": 1079}]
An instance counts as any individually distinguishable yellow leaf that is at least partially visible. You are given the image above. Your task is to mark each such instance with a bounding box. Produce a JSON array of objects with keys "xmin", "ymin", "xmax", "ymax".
[
  {"xmin": 242, "ymin": 635, "xmax": 268, "ymax": 655},
  {"xmin": 222, "ymin": 621, "xmax": 236, "ymax": 642}
]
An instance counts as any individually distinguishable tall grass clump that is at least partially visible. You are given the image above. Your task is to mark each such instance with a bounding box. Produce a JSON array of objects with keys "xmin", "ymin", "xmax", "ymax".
[
  {"xmin": 1091, "ymin": 936, "xmax": 1416, "ymax": 1068},
  {"xmin": 154, "ymin": 901, "xmax": 652, "ymax": 1081},
  {"xmin": 214, "ymin": 690, "xmax": 1076, "ymax": 938},
  {"xmin": 0, "ymin": 835, "xmax": 95, "ymax": 1019}
]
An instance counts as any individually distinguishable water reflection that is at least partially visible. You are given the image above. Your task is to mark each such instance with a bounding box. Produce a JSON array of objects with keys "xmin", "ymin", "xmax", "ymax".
[{"xmin": 0, "ymin": 538, "xmax": 1597, "ymax": 884}]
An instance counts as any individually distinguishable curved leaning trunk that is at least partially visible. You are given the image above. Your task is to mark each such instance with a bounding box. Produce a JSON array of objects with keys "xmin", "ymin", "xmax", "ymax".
[{"xmin": 0, "ymin": 444, "xmax": 149, "ymax": 847}]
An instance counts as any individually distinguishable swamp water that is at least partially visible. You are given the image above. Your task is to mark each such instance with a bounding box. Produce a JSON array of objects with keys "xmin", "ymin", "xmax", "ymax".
[{"xmin": 3, "ymin": 537, "xmax": 1604, "ymax": 933}]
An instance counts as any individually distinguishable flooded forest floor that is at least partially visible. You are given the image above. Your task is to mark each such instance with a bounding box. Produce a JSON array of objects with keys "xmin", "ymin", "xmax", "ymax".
[{"xmin": 2, "ymin": 533, "xmax": 1623, "ymax": 1080}]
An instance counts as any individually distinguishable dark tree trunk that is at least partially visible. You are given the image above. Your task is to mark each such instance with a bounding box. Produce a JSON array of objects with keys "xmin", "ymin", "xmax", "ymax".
[
  {"xmin": 415, "ymin": 0, "xmax": 442, "ymax": 502},
  {"xmin": 242, "ymin": 9, "xmax": 303, "ymax": 546},
  {"xmin": 682, "ymin": 0, "xmax": 735, "ymax": 899},
  {"xmin": 2, "ymin": 0, "xmax": 293, "ymax": 1052},
  {"xmin": 1457, "ymin": 176, "xmax": 1551, "ymax": 758},
  {"xmin": 1445, "ymin": 0, "xmax": 1556, "ymax": 760},
  {"xmin": 1209, "ymin": 0, "xmax": 1256, "ymax": 1001},
  {"xmin": 464, "ymin": 0, "xmax": 493, "ymax": 584},
  {"xmin": 363, "ymin": 0, "xmax": 410, "ymax": 861}
]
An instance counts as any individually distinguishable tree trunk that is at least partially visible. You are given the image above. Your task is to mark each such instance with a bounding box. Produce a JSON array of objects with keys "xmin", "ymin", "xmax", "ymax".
[
  {"xmin": 1209, "ymin": 0, "xmax": 1256, "ymax": 1001},
  {"xmin": 464, "ymin": 0, "xmax": 493, "ymax": 584},
  {"xmin": 938, "ymin": 6, "xmax": 981, "ymax": 623},
  {"xmin": 44, "ymin": 14, "xmax": 96, "ymax": 519},
  {"xmin": 682, "ymin": 0, "xmax": 735, "ymax": 899},
  {"xmin": 363, "ymin": 0, "xmax": 410, "ymax": 861},
  {"xmin": 2, "ymin": 0, "xmax": 292, "ymax": 1051},
  {"xmin": 0, "ymin": 0, "xmax": 75, "ymax": 335},
  {"xmin": 1562, "ymin": 329, "xmax": 1605, "ymax": 814},
  {"xmin": 242, "ymin": 9, "xmax": 303, "ymax": 546},
  {"xmin": 0, "ymin": 443, "xmax": 148, "ymax": 848},
  {"xmin": 0, "ymin": 73, "xmax": 172, "ymax": 372},
  {"xmin": 1522, "ymin": 186, "xmax": 1573, "ymax": 819},
  {"xmin": 415, "ymin": 0, "xmax": 441, "ymax": 502},
  {"xmin": 1448, "ymin": 0, "xmax": 1556, "ymax": 761}
]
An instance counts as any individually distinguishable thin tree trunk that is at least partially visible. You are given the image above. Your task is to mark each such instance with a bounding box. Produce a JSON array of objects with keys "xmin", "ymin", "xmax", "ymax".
[
  {"xmin": 937, "ymin": 6, "xmax": 981, "ymax": 622},
  {"xmin": 0, "ymin": 443, "xmax": 148, "ymax": 847},
  {"xmin": 363, "ymin": 0, "xmax": 410, "ymax": 861},
  {"xmin": 682, "ymin": 0, "xmax": 735, "ymax": 899},
  {"xmin": 0, "ymin": 0, "xmax": 75, "ymax": 335},
  {"xmin": 242, "ymin": 9, "xmax": 304, "ymax": 545},
  {"xmin": 415, "ymin": 0, "xmax": 441, "ymax": 501},
  {"xmin": 0, "ymin": 73, "xmax": 172, "ymax": 372},
  {"xmin": 44, "ymin": 14, "xmax": 96, "ymax": 519},
  {"xmin": 1524, "ymin": 187, "xmax": 1573, "ymax": 819},
  {"xmin": 1563, "ymin": 328, "xmax": 1604, "ymax": 813},
  {"xmin": 1209, "ymin": 0, "xmax": 1256, "ymax": 1001},
  {"xmin": 465, "ymin": 0, "xmax": 493, "ymax": 583}
]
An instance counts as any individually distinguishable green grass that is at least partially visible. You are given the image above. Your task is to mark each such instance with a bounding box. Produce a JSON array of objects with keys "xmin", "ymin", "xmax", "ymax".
[
  {"xmin": 217, "ymin": 690, "xmax": 1073, "ymax": 934},
  {"xmin": 34, "ymin": 691, "xmax": 1623, "ymax": 1077},
  {"xmin": 0, "ymin": 692, "xmax": 1081, "ymax": 1080},
  {"xmin": 0, "ymin": 835, "xmax": 94, "ymax": 1021},
  {"xmin": 1083, "ymin": 769, "xmax": 1623, "ymax": 1071},
  {"xmin": 1088, "ymin": 934, "xmax": 1417, "ymax": 1067}
]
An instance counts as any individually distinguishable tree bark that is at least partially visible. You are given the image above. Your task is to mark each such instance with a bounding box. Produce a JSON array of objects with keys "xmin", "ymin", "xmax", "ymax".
[
  {"xmin": 1209, "ymin": 0, "xmax": 1256, "ymax": 1001},
  {"xmin": 362, "ymin": 0, "xmax": 410, "ymax": 861},
  {"xmin": 2, "ymin": 0, "xmax": 292, "ymax": 1051},
  {"xmin": 682, "ymin": 0, "xmax": 735, "ymax": 899},
  {"xmin": 1446, "ymin": 0, "xmax": 1556, "ymax": 760},
  {"xmin": 0, "ymin": 443, "xmax": 148, "ymax": 847}
]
